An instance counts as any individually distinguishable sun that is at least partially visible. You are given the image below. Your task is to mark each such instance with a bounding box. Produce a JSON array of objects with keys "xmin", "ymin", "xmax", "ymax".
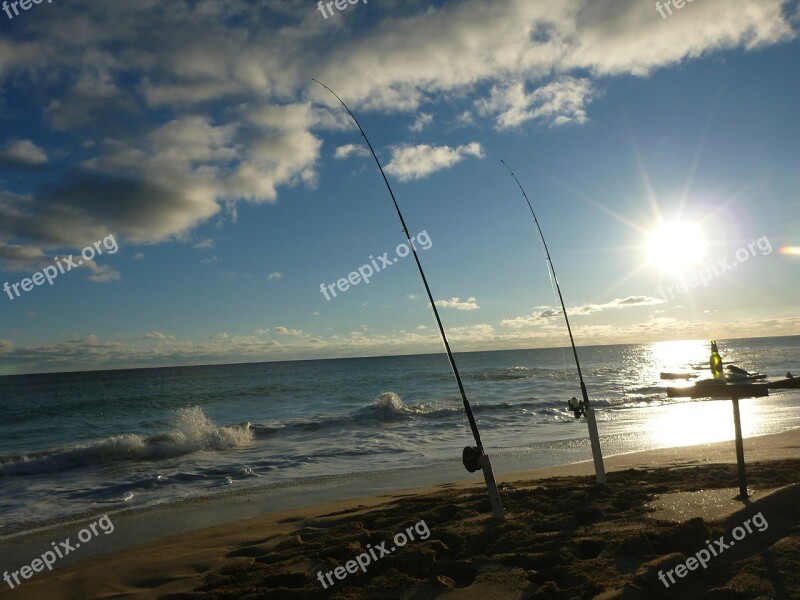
[{"xmin": 647, "ymin": 221, "xmax": 707, "ymax": 274}]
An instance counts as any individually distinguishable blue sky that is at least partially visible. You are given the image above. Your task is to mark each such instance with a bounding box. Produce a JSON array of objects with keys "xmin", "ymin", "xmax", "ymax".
[{"xmin": 0, "ymin": 0, "xmax": 798, "ymax": 374}]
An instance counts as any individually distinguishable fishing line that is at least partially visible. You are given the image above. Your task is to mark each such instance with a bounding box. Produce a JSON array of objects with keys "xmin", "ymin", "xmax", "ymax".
[
  {"xmin": 544, "ymin": 253, "xmax": 571, "ymax": 402},
  {"xmin": 312, "ymin": 80, "xmax": 505, "ymax": 518},
  {"xmin": 489, "ymin": 160, "xmax": 571, "ymax": 406},
  {"xmin": 501, "ymin": 159, "xmax": 607, "ymax": 484}
]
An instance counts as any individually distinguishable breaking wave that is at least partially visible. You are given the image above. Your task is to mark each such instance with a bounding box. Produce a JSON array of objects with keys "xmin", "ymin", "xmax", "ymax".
[{"xmin": 0, "ymin": 406, "xmax": 253, "ymax": 476}]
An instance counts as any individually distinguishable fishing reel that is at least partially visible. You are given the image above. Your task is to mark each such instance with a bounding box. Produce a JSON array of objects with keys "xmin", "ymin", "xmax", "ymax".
[
  {"xmin": 462, "ymin": 446, "xmax": 483, "ymax": 473},
  {"xmin": 568, "ymin": 396, "xmax": 586, "ymax": 419}
]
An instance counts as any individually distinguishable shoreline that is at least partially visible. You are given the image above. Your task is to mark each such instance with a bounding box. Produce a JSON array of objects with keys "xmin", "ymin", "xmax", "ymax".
[
  {"xmin": 4, "ymin": 391, "xmax": 798, "ymax": 543},
  {"xmin": 4, "ymin": 427, "xmax": 799, "ymax": 598}
]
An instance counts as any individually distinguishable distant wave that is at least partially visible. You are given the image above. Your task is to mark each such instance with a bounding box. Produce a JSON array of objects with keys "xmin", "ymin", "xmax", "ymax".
[
  {"xmin": 0, "ymin": 406, "xmax": 253, "ymax": 476},
  {"xmin": 251, "ymin": 391, "xmax": 460, "ymax": 436},
  {"xmin": 464, "ymin": 366, "xmax": 564, "ymax": 381},
  {"xmin": 249, "ymin": 391, "xmax": 641, "ymax": 440}
]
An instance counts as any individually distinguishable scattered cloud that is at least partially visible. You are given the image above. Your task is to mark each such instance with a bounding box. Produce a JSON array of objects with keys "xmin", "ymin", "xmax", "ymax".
[
  {"xmin": 0, "ymin": 244, "xmax": 50, "ymax": 272},
  {"xmin": 409, "ymin": 113, "xmax": 433, "ymax": 133},
  {"xmin": 572, "ymin": 296, "xmax": 666, "ymax": 315},
  {"xmin": 82, "ymin": 260, "xmax": 121, "ymax": 283},
  {"xmin": 333, "ymin": 144, "xmax": 370, "ymax": 159},
  {"xmin": 0, "ymin": 0, "xmax": 791, "ymax": 253},
  {"xmin": 2, "ymin": 313, "xmax": 798, "ymax": 375},
  {"xmin": 0, "ymin": 140, "xmax": 49, "ymax": 167},
  {"xmin": 478, "ymin": 77, "xmax": 593, "ymax": 129},
  {"xmin": 194, "ymin": 239, "xmax": 215, "ymax": 249},
  {"xmin": 501, "ymin": 307, "xmax": 563, "ymax": 328},
  {"xmin": 455, "ymin": 111, "xmax": 475, "ymax": 127},
  {"xmin": 267, "ymin": 272, "xmax": 283, "ymax": 281},
  {"xmin": 144, "ymin": 331, "xmax": 168, "ymax": 340},
  {"xmin": 385, "ymin": 142, "xmax": 484, "ymax": 181},
  {"xmin": 436, "ymin": 296, "xmax": 480, "ymax": 310},
  {"xmin": 274, "ymin": 326, "xmax": 303, "ymax": 335},
  {"xmin": 610, "ymin": 296, "xmax": 665, "ymax": 308},
  {"xmin": 502, "ymin": 296, "xmax": 665, "ymax": 327}
]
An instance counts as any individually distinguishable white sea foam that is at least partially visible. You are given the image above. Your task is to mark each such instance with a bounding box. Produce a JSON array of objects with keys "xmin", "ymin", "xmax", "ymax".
[{"xmin": 0, "ymin": 406, "xmax": 253, "ymax": 475}]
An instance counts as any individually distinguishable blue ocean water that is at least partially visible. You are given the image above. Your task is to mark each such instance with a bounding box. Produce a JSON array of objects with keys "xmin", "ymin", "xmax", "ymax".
[{"xmin": 1, "ymin": 336, "xmax": 799, "ymax": 533}]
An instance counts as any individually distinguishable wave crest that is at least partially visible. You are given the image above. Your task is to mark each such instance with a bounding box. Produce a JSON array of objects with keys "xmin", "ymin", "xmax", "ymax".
[{"xmin": 0, "ymin": 406, "xmax": 253, "ymax": 476}]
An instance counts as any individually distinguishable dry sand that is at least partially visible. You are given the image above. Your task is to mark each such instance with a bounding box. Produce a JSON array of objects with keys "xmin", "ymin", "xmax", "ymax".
[{"xmin": 9, "ymin": 428, "xmax": 800, "ymax": 599}]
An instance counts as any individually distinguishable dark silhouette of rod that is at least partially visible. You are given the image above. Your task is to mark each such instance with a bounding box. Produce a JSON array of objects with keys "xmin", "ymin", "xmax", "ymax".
[
  {"xmin": 313, "ymin": 79, "xmax": 486, "ymax": 453},
  {"xmin": 501, "ymin": 160, "xmax": 591, "ymax": 406}
]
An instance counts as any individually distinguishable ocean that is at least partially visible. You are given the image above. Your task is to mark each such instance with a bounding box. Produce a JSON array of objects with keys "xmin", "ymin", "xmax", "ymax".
[{"xmin": 2, "ymin": 336, "xmax": 799, "ymax": 536}]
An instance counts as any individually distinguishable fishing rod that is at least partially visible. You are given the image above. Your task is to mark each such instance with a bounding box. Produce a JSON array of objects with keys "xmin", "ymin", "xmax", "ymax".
[
  {"xmin": 313, "ymin": 80, "xmax": 504, "ymax": 519},
  {"xmin": 501, "ymin": 159, "xmax": 606, "ymax": 484}
]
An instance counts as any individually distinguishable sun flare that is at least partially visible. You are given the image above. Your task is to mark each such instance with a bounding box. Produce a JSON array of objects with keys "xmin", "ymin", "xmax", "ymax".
[{"xmin": 647, "ymin": 221, "xmax": 707, "ymax": 274}]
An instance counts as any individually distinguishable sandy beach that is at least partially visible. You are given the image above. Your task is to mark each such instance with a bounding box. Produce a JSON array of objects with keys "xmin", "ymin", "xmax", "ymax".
[{"xmin": 6, "ymin": 427, "xmax": 798, "ymax": 599}]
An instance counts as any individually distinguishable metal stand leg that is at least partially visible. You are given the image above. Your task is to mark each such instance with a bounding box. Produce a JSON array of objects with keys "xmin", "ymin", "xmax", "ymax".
[{"xmin": 731, "ymin": 397, "xmax": 748, "ymax": 499}]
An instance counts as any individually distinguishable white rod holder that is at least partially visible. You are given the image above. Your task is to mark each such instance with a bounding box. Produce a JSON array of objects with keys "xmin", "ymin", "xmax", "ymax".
[
  {"xmin": 585, "ymin": 406, "xmax": 606, "ymax": 484},
  {"xmin": 479, "ymin": 454, "xmax": 505, "ymax": 520}
]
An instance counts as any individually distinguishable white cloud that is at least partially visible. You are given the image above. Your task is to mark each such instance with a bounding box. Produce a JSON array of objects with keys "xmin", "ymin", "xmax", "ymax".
[
  {"xmin": 274, "ymin": 326, "xmax": 303, "ymax": 335},
  {"xmin": 448, "ymin": 324, "xmax": 495, "ymax": 339},
  {"xmin": 409, "ymin": 113, "xmax": 433, "ymax": 133},
  {"xmin": 477, "ymin": 77, "xmax": 593, "ymax": 129},
  {"xmin": 502, "ymin": 296, "xmax": 665, "ymax": 327},
  {"xmin": 0, "ymin": 243, "xmax": 121, "ymax": 281},
  {"xmin": 572, "ymin": 296, "xmax": 665, "ymax": 315},
  {"xmin": 385, "ymin": 142, "xmax": 484, "ymax": 181},
  {"xmin": 333, "ymin": 143, "xmax": 370, "ymax": 159},
  {"xmin": 194, "ymin": 238, "xmax": 215, "ymax": 249},
  {"xmin": 455, "ymin": 111, "xmax": 475, "ymax": 127},
  {"xmin": 436, "ymin": 296, "xmax": 480, "ymax": 310},
  {"xmin": 266, "ymin": 272, "xmax": 283, "ymax": 281},
  {"xmin": 0, "ymin": 140, "xmax": 49, "ymax": 166},
  {"xmin": 0, "ymin": 0, "xmax": 793, "ymax": 252},
  {"xmin": 82, "ymin": 259, "xmax": 121, "ymax": 283},
  {"xmin": 2, "ymin": 312, "xmax": 798, "ymax": 374},
  {"xmin": 606, "ymin": 296, "xmax": 665, "ymax": 308},
  {"xmin": 501, "ymin": 307, "xmax": 563, "ymax": 328},
  {"xmin": 0, "ymin": 244, "xmax": 49, "ymax": 272}
]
